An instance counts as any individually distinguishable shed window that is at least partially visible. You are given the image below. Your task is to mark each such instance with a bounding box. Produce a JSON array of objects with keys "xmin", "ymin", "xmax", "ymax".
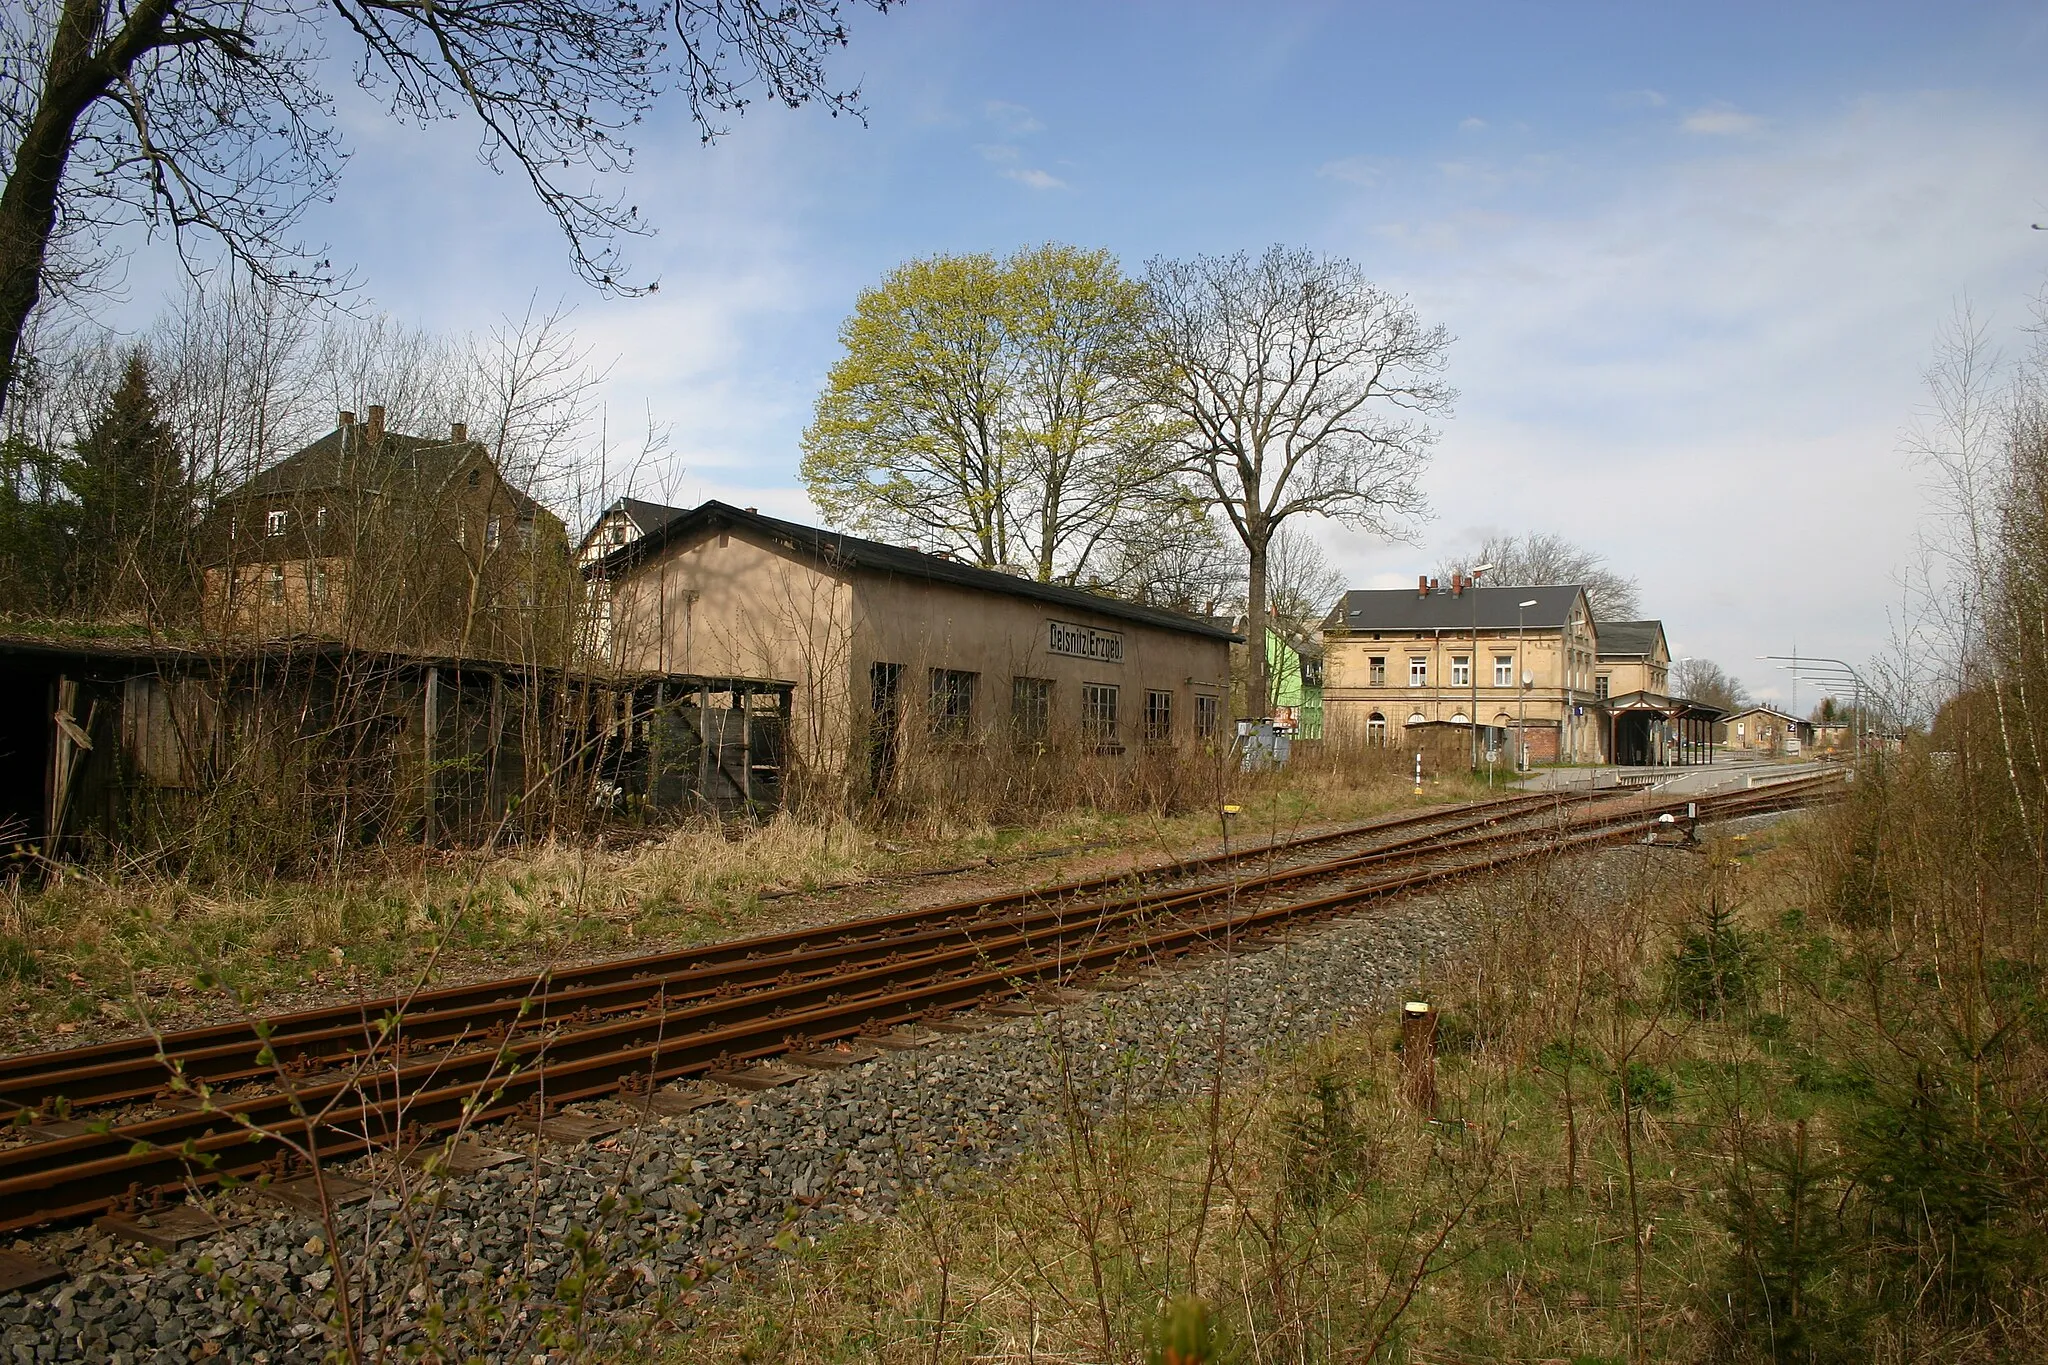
[
  {"xmin": 1012, "ymin": 677, "xmax": 1052, "ymax": 741},
  {"xmin": 1143, "ymin": 690, "xmax": 1173, "ymax": 743},
  {"xmin": 929, "ymin": 669, "xmax": 976, "ymax": 738},
  {"xmin": 1195, "ymin": 693, "xmax": 1219, "ymax": 739},
  {"xmin": 1368, "ymin": 655, "xmax": 1386, "ymax": 687},
  {"xmin": 1082, "ymin": 683, "xmax": 1120, "ymax": 748},
  {"xmin": 266, "ymin": 509, "xmax": 288, "ymax": 537}
]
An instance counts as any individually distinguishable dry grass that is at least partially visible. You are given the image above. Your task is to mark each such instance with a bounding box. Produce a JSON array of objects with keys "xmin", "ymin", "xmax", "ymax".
[
  {"xmin": 656, "ymin": 798, "xmax": 2048, "ymax": 1365},
  {"xmin": 0, "ymin": 747, "xmax": 1471, "ymax": 1047}
]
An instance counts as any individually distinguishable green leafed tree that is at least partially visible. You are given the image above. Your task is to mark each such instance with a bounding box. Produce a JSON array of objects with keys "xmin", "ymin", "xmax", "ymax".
[
  {"xmin": 801, "ymin": 244, "xmax": 1174, "ymax": 581},
  {"xmin": 62, "ymin": 351, "xmax": 195, "ymax": 620}
]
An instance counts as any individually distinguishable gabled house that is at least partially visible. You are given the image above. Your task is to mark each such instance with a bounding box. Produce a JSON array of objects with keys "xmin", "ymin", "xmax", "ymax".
[
  {"xmin": 1321, "ymin": 577, "xmax": 1603, "ymax": 762},
  {"xmin": 201, "ymin": 406, "xmax": 571, "ymax": 659},
  {"xmin": 577, "ymin": 496, "xmax": 687, "ymax": 567},
  {"xmin": 1594, "ymin": 620, "xmax": 1670, "ymax": 700}
]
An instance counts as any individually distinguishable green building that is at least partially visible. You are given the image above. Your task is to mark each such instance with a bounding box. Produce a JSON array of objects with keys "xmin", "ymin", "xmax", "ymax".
[{"xmin": 1266, "ymin": 627, "xmax": 1324, "ymax": 739}]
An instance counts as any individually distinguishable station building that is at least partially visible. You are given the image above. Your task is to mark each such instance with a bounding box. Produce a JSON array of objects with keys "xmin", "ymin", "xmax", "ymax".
[
  {"xmin": 590, "ymin": 501, "xmax": 1237, "ymax": 784},
  {"xmin": 1320, "ymin": 576, "xmax": 1723, "ymax": 766}
]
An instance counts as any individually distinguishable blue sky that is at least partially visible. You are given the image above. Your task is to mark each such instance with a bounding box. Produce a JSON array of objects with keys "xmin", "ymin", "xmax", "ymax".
[{"xmin": 120, "ymin": 2, "xmax": 2048, "ymax": 703}]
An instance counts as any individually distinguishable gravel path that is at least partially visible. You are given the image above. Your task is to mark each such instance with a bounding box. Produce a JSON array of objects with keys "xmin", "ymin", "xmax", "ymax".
[{"xmin": 0, "ymin": 845, "xmax": 1649, "ymax": 1364}]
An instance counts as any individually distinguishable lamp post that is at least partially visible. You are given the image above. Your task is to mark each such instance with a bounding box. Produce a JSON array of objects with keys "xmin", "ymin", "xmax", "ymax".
[
  {"xmin": 1517, "ymin": 599, "xmax": 1538, "ymax": 770},
  {"xmin": 1759, "ymin": 653, "xmax": 1872, "ymax": 759},
  {"xmin": 1467, "ymin": 563, "xmax": 1493, "ymax": 772}
]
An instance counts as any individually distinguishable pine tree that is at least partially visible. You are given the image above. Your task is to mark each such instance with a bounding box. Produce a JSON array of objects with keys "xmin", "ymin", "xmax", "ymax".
[{"xmin": 62, "ymin": 353, "xmax": 193, "ymax": 621}]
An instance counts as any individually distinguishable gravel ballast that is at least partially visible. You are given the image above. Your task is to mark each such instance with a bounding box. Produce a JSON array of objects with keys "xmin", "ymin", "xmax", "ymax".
[{"xmin": 0, "ymin": 843, "xmax": 1684, "ymax": 1363}]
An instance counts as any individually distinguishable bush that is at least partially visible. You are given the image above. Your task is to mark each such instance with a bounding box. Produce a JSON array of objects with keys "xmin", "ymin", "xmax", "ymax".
[{"xmin": 1668, "ymin": 895, "xmax": 1759, "ymax": 1019}]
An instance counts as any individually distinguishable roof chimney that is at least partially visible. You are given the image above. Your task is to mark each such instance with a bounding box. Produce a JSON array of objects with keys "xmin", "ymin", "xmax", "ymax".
[
  {"xmin": 744, "ymin": 506, "xmax": 757, "ymax": 514},
  {"xmin": 1451, "ymin": 573, "xmax": 1463, "ymax": 597},
  {"xmin": 451, "ymin": 421, "xmax": 467, "ymax": 443},
  {"xmin": 366, "ymin": 404, "xmax": 385, "ymax": 444},
  {"xmin": 338, "ymin": 410, "xmax": 355, "ymax": 429},
  {"xmin": 1418, "ymin": 574, "xmax": 1429, "ymax": 598}
]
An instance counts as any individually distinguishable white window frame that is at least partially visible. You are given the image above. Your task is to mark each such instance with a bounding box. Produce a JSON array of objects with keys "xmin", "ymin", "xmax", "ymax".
[
  {"xmin": 266, "ymin": 509, "xmax": 288, "ymax": 537},
  {"xmin": 1494, "ymin": 655, "xmax": 1514, "ymax": 687},
  {"xmin": 1409, "ymin": 657, "xmax": 1428, "ymax": 687},
  {"xmin": 1451, "ymin": 655, "xmax": 1470, "ymax": 687}
]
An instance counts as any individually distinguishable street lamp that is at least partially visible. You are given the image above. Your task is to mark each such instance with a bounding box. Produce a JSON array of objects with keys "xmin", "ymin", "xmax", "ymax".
[
  {"xmin": 1760, "ymin": 653, "xmax": 1872, "ymax": 757},
  {"xmin": 1467, "ymin": 563, "xmax": 1493, "ymax": 772},
  {"xmin": 1517, "ymin": 599, "xmax": 1538, "ymax": 770}
]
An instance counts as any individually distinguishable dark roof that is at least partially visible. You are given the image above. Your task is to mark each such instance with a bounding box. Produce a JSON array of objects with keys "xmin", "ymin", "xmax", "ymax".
[
  {"xmin": 592, "ymin": 500, "xmax": 1241, "ymax": 642},
  {"xmin": 576, "ymin": 497, "xmax": 689, "ymax": 555},
  {"xmin": 615, "ymin": 497, "xmax": 687, "ymax": 534},
  {"xmin": 1605, "ymin": 688, "xmax": 1727, "ymax": 720},
  {"xmin": 1323, "ymin": 584, "xmax": 1589, "ymax": 634},
  {"xmin": 0, "ymin": 630, "xmax": 788, "ymax": 691},
  {"xmin": 1596, "ymin": 620, "xmax": 1666, "ymax": 659},
  {"xmin": 222, "ymin": 425, "xmax": 543, "ymax": 517}
]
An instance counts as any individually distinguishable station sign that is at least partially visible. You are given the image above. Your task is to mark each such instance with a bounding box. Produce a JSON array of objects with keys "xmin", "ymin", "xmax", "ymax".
[{"xmin": 1047, "ymin": 620, "xmax": 1125, "ymax": 663}]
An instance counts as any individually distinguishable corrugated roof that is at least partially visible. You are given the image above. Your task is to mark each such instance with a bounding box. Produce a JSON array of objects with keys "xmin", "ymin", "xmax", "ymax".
[
  {"xmin": 1322, "ymin": 584, "xmax": 1589, "ymax": 633},
  {"xmin": 221, "ymin": 426, "xmax": 542, "ymax": 517},
  {"xmin": 1596, "ymin": 620, "xmax": 1666, "ymax": 659},
  {"xmin": 592, "ymin": 500, "xmax": 1242, "ymax": 643}
]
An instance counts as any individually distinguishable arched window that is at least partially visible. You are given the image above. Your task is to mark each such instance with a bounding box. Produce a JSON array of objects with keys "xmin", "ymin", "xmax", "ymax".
[
  {"xmin": 1450, "ymin": 711, "xmax": 1469, "ymax": 725},
  {"xmin": 1408, "ymin": 712, "xmax": 1427, "ymax": 726},
  {"xmin": 1367, "ymin": 711, "xmax": 1386, "ymax": 746}
]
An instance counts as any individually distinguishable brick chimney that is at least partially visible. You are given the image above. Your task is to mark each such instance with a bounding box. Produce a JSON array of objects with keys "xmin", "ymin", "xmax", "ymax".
[
  {"xmin": 1451, "ymin": 573, "xmax": 1464, "ymax": 597},
  {"xmin": 366, "ymin": 404, "xmax": 386, "ymax": 444},
  {"xmin": 451, "ymin": 421, "xmax": 467, "ymax": 443},
  {"xmin": 1418, "ymin": 574, "xmax": 1429, "ymax": 597},
  {"xmin": 338, "ymin": 410, "xmax": 355, "ymax": 429}
]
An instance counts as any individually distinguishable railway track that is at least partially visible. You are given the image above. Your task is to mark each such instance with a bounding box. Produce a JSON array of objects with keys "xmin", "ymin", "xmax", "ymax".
[{"xmin": 0, "ymin": 773, "xmax": 1840, "ymax": 1233}]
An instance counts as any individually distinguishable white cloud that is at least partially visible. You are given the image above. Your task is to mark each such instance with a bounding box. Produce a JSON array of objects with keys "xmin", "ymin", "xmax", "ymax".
[
  {"xmin": 983, "ymin": 100, "xmax": 1044, "ymax": 136},
  {"xmin": 1318, "ymin": 92, "xmax": 2048, "ymax": 698},
  {"xmin": 1317, "ymin": 156, "xmax": 1387, "ymax": 187},
  {"xmin": 1459, "ymin": 117, "xmax": 1487, "ymax": 132},
  {"xmin": 1682, "ymin": 104, "xmax": 1765, "ymax": 135},
  {"xmin": 1005, "ymin": 167, "xmax": 1068, "ymax": 191}
]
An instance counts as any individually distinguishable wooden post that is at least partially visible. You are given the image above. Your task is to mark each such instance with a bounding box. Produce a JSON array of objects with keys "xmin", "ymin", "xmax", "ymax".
[
  {"xmin": 1402, "ymin": 1001, "xmax": 1438, "ymax": 1116},
  {"xmin": 422, "ymin": 665, "xmax": 439, "ymax": 849},
  {"xmin": 739, "ymin": 686, "xmax": 754, "ymax": 811},
  {"xmin": 697, "ymin": 682, "xmax": 712, "ymax": 810}
]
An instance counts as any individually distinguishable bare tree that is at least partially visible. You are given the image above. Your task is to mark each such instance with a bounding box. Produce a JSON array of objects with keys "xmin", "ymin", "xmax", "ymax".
[
  {"xmin": 1144, "ymin": 245, "xmax": 1450, "ymax": 714},
  {"xmin": 1266, "ymin": 522, "xmax": 1347, "ymax": 632},
  {"xmin": 0, "ymin": 0, "xmax": 894, "ymax": 411},
  {"xmin": 1091, "ymin": 492, "xmax": 1239, "ymax": 616},
  {"xmin": 1441, "ymin": 531, "xmax": 1641, "ymax": 620},
  {"xmin": 1671, "ymin": 657, "xmax": 1749, "ymax": 712}
]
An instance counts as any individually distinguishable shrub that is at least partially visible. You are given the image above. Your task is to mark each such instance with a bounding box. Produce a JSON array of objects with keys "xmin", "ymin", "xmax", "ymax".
[{"xmin": 1668, "ymin": 895, "xmax": 1759, "ymax": 1019}]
